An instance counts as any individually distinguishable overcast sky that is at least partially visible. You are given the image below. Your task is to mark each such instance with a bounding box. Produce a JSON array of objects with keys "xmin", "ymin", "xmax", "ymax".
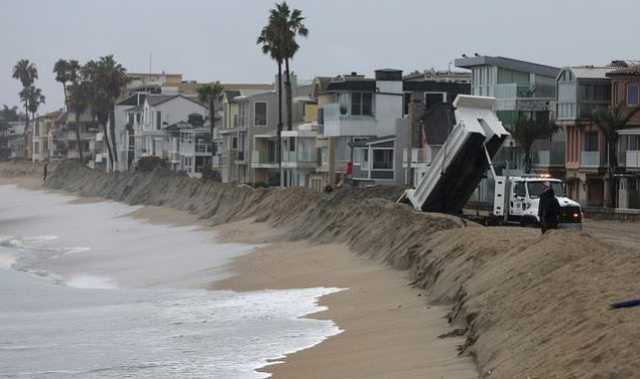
[{"xmin": 1, "ymin": 0, "xmax": 638, "ymax": 113}]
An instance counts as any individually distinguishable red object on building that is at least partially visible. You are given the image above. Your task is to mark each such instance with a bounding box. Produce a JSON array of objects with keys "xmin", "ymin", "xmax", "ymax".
[{"xmin": 346, "ymin": 161, "xmax": 353, "ymax": 176}]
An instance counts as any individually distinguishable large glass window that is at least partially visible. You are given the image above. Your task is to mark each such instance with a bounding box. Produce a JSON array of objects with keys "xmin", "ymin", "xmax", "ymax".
[
  {"xmin": 627, "ymin": 84, "xmax": 639, "ymax": 106},
  {"xmin": 351, "ymin": 92, "xmax": 373, "ymax": 116},
  {"xmin": 372, "ymin": 149, "xmax": 393, "ymax": 169},
  {"xmin": 584, "ymin": 131, "xmax": 599, "ymax": 151},
  {"xmin": 254, "ymin": 102, "xmax": 267, "ymax": 126}
]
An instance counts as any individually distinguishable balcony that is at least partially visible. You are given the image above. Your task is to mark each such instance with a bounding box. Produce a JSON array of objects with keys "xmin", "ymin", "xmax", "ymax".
[
  {"xmin": 534, "ymin": 143, "xmax": 565, "ymax": 168},
  {"xmin": 627, "ymin": 151, "xmax": 640, "ymax": 170},
  {"xmin": 195, "ymin": 143, "xmax": 212, "ymax": 155},
  {"xmin": 252, "ymin": 150, "xmax": 277, "ymax": 168},
  {"xmin": 581, "ymin": 151, "xmax": 604, "ymax": 168},
  {"xmin": 321, "ymin": 103, "xmax": 376, "ymax": 137},
  {"xmin": 494, "ymin": 83, "xmax": 554, "ymax": 112}
]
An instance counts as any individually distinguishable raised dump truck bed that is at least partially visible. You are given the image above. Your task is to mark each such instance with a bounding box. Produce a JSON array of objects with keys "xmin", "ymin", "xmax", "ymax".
[{"xmin": 406, "ymin": 95, "xmax": 509, "ymax": 213}]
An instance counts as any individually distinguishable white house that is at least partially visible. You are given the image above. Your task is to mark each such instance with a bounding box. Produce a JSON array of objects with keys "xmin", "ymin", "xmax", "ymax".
[{"xmin": 129, "ymin": 94, "xmax": 207, "ymax": 167}]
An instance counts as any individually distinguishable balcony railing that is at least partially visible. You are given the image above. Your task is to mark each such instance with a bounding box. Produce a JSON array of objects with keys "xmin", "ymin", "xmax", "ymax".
[
  {"xmin": 252, "ymin": 150, "xmax": 277, "ymax": 165},
  {"xmin": 627, "ymin": 150, "xmax": 640, "ymax": 169},
  {"xmin": 535, "ymin": 143, "xmax": 565, "ymax": 167},
  {"xmin": 195, "ymin": 143, "xmax": 212, "ymax": 154},
  {"xmin": 283, "ymin": 150, "xmax": 316, "ymax": 162},
  {"xmin": 581, "ymin": 151, "xmax": 603, "ymax": 168}
]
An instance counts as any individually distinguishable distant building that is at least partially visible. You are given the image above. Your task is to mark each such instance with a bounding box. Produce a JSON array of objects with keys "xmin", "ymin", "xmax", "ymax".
[
  {"xmin": 455, "ymin": 55, "xmax": 561, "ymax": 173},
  {"xmin": 608, "ymin": 64, "xmax": 640, "ymax": 209},
  {"xmin": 556, "ymin": 65, "xmax": 617, "ymax": 206}
]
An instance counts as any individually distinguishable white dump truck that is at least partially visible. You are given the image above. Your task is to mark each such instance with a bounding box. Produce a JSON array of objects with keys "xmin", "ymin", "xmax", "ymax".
[
  {"xmin": 491, "ymin": 175, "xmax": 583, "ymax": 228},
  {"xmin": 404, "ymin": 95, "xmax": 583, "ymax": 229}
]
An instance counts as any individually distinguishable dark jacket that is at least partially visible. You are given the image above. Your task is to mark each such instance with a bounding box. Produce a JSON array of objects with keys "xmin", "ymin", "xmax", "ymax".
[{"xmin": 538, "ymin": 188, "xmax": 560, "ymax": 224}]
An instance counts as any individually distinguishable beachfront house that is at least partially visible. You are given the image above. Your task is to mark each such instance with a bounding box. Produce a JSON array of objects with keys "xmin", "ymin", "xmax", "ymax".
[
  {"xmin": 556, "ymin": 64, "xmax": 618, "ymax": 206},
  {"xmin": 132, "ymin": 94, "xmax": 207, "ymax": 165},
  {"xmin": 607, "ymin": 64, "xmax": 640, "ymax": 209}
]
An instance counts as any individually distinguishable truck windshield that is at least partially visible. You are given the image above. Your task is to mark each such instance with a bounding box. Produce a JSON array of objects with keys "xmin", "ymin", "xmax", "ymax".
[{"xmin": 527, "ymin": 181, "xmax": 565, "ymax": 198}]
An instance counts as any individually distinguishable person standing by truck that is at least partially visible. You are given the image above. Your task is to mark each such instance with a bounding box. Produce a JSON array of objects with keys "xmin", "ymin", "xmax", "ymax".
[{"xmin": 538, "ymin": 182, "xmax": 560, "ymax": 233}]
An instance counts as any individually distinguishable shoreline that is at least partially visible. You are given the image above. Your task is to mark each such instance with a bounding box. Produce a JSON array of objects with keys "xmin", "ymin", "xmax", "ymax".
[
  {"xmin": 0, "ymin": 174, "xmax": 478, "ymax": 378},
  {"xmin": 11, "ymin": 160, "xmax": 640, "ymax": 378},
  {"xmin": 210, "ymin": 219, "xmax": 477, "ymax": 378}
]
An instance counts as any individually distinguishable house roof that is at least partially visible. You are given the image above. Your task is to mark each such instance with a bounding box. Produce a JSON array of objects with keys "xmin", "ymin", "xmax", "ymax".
[
  {"xmin": 349, "ymin": 135, "xmax": 396, "ymax": 147},
  {"xmin": 607, "ymin": 65, "xmax": 640, "ymax": 76},
  {"xmin": 125, "ymin": 105, "xmax": 144, "ymax": 113},
  {"xmin": 455, "ymin": 55, "xmax": 561, "ymax": 78},
  {"xmin": 146, "ymin": 94, "xmax": 205, "ymax": 108},
  {"xmin": 561, "ymin": 66, "xmax": 617, "ymax": 80},
  {"xmin": 327, "ymin": 78, "xmax": 376, "ymax": 92},
  {"xmin": 117, "ymin": 93, "xmax": 147, "ymax": 106}
]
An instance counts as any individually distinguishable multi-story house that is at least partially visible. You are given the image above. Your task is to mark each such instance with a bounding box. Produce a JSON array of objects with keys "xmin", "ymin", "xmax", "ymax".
[
  {"xmin": 132, "ymin": 94, "xmax": 207, "ymax": 165},
  {"xmin": 608, "ymin": 65, "xmax": 640, "ymax": 209},
  {"xmin": 50, "ymin": 110, "xmax": 99, "ymax": 162},
  {"xmin": 399, "ymin": 74, "xmax": 471, "ymax": 185},
  {"xmin": 455, "ymin": 55, "xmax": 561, "ymax": 173},
  {"xmin": 316, "ymin": 69, "xmax": 404, "ymax": 186},
  {"xmin": 219, "ymin": 77, "xmax": 312, "ymax": 185},
  {"xmin": 32, "ymin": 110, "xmax": 63, "ymax": 162},
  {"xmin": 164, "ymin": 118, "xmax": 212, "ymax": 176},
  {"xmin": 556, "ymin": 65, "xmax": 617, "ymax": 206}
]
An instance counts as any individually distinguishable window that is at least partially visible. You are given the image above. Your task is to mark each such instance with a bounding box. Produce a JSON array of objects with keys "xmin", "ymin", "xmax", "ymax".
[
  {"xmin": 627, "ymin": 84, "xmax": 639, "ymax": 106},
  {"xmin": 232, "ymin": 137, "xmax": 238, "ymax": 149},
  {"xmin": 584, "ymin": 131, "xmax": 599, "ymax": 151},
  {"xmin": 156, "ymin": 111, "xmax": 161, "ymax": 130},
  {"xmin": 254, "ymin": 102, "xmax": 267, "ymax": 126},
  {"xmin": 351, "ymin": 92, "xmax": 362, "ymax": 115},
  {"xmin": 288, "ymin": 137, "xmax": 295, "ymax": 152},
  {"xmin": 136, "ymin": 113, "xmax": 141, "ymax": 123},
  {"xmin": 351, "ymin": 92, "xmax": 373, "ymax": 116},
  {"xmin": 372, "ymin": 149, "xmax": 393, "ymax": 169},
  {"xmin": 425, "ymin": 92, "xmax": 446, "ymax": 109},
  {"xmin": 514, "ymin": 182, "xmax": 526, "ymax": 198}
]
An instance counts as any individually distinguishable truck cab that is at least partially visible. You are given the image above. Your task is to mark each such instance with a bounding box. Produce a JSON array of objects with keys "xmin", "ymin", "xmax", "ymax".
[{"xmin": 493, "ymin": 175, "xmax": 583, "ymax": 229}]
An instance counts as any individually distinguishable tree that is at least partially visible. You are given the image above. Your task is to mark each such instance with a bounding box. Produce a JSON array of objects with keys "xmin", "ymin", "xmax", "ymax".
[
  {"xmin": 68, "ymin": 80, "xmax": 92, "ymax": 162},
  {"xmin": 592, "ymin": 102, "xmax": 640, "ymax": 208},
  {"xmin": 197, "ymin": 81, "xmax": 224, "ymax": 164},
  {"xmin": 54, "ymin": 59, "xmax": 83, "ymax": 160},
  {"xmin": 12, "ymin": 59, "xmax": 39, "ymax": 155},
  {"xmin": 81, "ymin": 56, "xmax": 128, "ymax": 168},
  {"xmin": 258, "ymin": 11, "xmax": 286, "ymax": 185},
  {"xmin": 274, "ymin": 2, "xmax": 308, "ymax": 132},
  {"xmin": 53, "ymin": 59, "xmax": 80, "ymax": 107},
  {"xmin": 511, "ymin": 112, "xmax": 559, "ymax": 174}
]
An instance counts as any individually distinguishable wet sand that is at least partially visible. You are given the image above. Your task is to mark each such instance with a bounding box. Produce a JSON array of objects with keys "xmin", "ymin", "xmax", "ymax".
[
  {"xmin": 211, "ymin": 219, "xmax": 478, "ymax": 379},
  {"xmin": 0, "ymin": 169, "xmax": 478, "ymax": 378}
]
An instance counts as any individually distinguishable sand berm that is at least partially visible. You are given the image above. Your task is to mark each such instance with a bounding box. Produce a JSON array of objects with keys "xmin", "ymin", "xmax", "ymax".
[{"xmin": 37, "ymin": 161, "xmax": 640, "ymax": 378}]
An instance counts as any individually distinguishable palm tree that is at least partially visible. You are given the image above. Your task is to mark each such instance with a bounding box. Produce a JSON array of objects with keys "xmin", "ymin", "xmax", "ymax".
[
  {"xmin": 68, "ymin": 80, "xmax": 92, "ymax": 162},
  {"xmin": 273, "ymin": 2, "xmax": 308, "ymax": 131},
  {"xmin": 511, "ymin": 112, "xmax": 559, "ymax": 174},
  {"xmin": 197, "ymin": 81, "xmax": 225, "ymax": 164},
  {"xmin": 12, "ymin": 59, "xmax": 38, "ymax": 155},
  {"xmin": 81, "ymin": 56, "xmax": 128, "ymax": 168},
  {"xmin": 53, "ymin": 59, "xmax": 80, "ymax": 108},
  {"xmin": 592, "ymin": 102, "xmax": 640, "ymax": 208},
  {"xmin": 54, "ymin": 59, "xmax": 83, "ymax": 159},
  {"xmin": 258, "ymin": 23, "xmax": 284, "ymax": 185}
]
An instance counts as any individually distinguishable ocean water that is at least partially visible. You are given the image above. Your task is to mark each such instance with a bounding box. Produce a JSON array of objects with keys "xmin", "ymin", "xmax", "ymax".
[{"xmin": 0, "ymin": 185, "xmax": 342, "ymax": 378}]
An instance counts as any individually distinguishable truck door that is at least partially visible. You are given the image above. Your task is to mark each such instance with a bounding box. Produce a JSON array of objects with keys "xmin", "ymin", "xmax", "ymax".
[{"xmin": 510, "ymin": 181, "xmax": 526, "ymax": 219}]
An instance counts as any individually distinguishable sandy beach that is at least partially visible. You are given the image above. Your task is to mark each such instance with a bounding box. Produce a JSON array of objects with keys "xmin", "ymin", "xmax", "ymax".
[
  {"xmin": 128, "ymin": 210, "xmax": 478, "ymax": 378},
  {"xmin": 0, "ymin": 162, "xmax": 478, "ymax": 378},
  {"xmin": 212, "ymin": 219, "xmax": 477, "ymax": 378}
]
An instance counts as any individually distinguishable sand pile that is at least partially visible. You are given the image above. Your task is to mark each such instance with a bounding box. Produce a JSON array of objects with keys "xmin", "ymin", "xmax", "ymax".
[{"xmin": 42, "ymin": 161, "xmax": 640, "ymax": 378}]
